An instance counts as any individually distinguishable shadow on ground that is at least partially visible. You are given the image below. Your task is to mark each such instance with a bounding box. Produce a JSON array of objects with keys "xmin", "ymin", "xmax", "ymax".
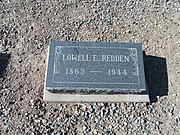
[
  {"xmin": 0, "ymin": 53, "xmax": 11, "ymax": 78},
  {"xmin": 144, "ymin": 52, "xmax": 168, "ymax": 102}
]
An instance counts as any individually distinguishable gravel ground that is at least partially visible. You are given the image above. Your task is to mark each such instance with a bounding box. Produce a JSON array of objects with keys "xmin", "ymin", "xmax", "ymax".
[{"xmin": 0, "ymin": 0, "xmax": 180, "ymax": 134}]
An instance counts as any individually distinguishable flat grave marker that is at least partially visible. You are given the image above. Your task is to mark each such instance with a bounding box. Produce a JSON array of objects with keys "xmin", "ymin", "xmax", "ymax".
[{"xmin": 44, "ymin": 41, "xmax": 149, "ymax": 102}]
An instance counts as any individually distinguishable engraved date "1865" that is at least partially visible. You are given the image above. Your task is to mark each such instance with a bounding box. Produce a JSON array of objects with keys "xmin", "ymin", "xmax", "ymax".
[{"xmin": 65, "ymin": 68, "xmax": 85, "ymax": 75}]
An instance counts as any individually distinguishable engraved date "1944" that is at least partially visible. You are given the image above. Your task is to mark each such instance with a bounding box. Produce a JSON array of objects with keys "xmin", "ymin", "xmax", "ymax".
[{"xmin": 108, "ymin": 69, "xmax": 127, "ymax": 76}]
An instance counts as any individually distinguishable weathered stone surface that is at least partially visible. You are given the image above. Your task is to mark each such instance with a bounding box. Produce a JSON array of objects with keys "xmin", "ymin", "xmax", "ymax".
[{"xmin": 45, "ymin": 41, "xmax": 148, "ymax": 96}]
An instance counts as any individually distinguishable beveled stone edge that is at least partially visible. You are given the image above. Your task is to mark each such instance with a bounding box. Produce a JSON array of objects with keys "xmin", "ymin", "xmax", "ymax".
[{"xmin": 43, "ymin": 88, "xmax": 150, "ymax": 102}]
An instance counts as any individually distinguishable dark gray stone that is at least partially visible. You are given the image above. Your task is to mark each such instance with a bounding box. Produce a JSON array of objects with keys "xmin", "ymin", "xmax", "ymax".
[{"xmin": 45, "ymin": 41, "xmax": 148, "ymax": 94}]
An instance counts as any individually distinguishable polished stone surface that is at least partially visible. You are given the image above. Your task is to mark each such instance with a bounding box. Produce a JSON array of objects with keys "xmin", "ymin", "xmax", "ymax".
[{"xmin": 45, "ymin": 41, "xmax": 147, "ymax": 95}]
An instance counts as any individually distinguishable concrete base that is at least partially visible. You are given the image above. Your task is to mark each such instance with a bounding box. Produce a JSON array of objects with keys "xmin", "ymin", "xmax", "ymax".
[{"xmin": 44, "ymin": 89, "xmax": 150, "ymax": 102}]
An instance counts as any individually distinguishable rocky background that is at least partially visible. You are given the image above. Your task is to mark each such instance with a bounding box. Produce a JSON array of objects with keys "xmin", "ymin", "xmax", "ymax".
[{"xmin": 0, "ymin": 0, "xmax": 180, "ymax": 134}]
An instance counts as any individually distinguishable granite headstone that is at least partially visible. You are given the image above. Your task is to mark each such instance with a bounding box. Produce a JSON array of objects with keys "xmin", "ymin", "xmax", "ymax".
[{"xmin": 44, "ymin": 41, "xmax": 149, "ymax": 102}]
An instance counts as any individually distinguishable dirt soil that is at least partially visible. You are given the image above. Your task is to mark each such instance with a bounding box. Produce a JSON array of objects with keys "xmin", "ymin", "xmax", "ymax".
[{"xmin": 0, "ymin": 0, "xmax": 180, "ymax": 135}]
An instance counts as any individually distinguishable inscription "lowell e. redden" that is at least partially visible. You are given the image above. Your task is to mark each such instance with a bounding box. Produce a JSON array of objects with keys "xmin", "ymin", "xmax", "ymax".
[{"xmin": 62, "ymin": 54, "xmax": 130, "ymax": 62}]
